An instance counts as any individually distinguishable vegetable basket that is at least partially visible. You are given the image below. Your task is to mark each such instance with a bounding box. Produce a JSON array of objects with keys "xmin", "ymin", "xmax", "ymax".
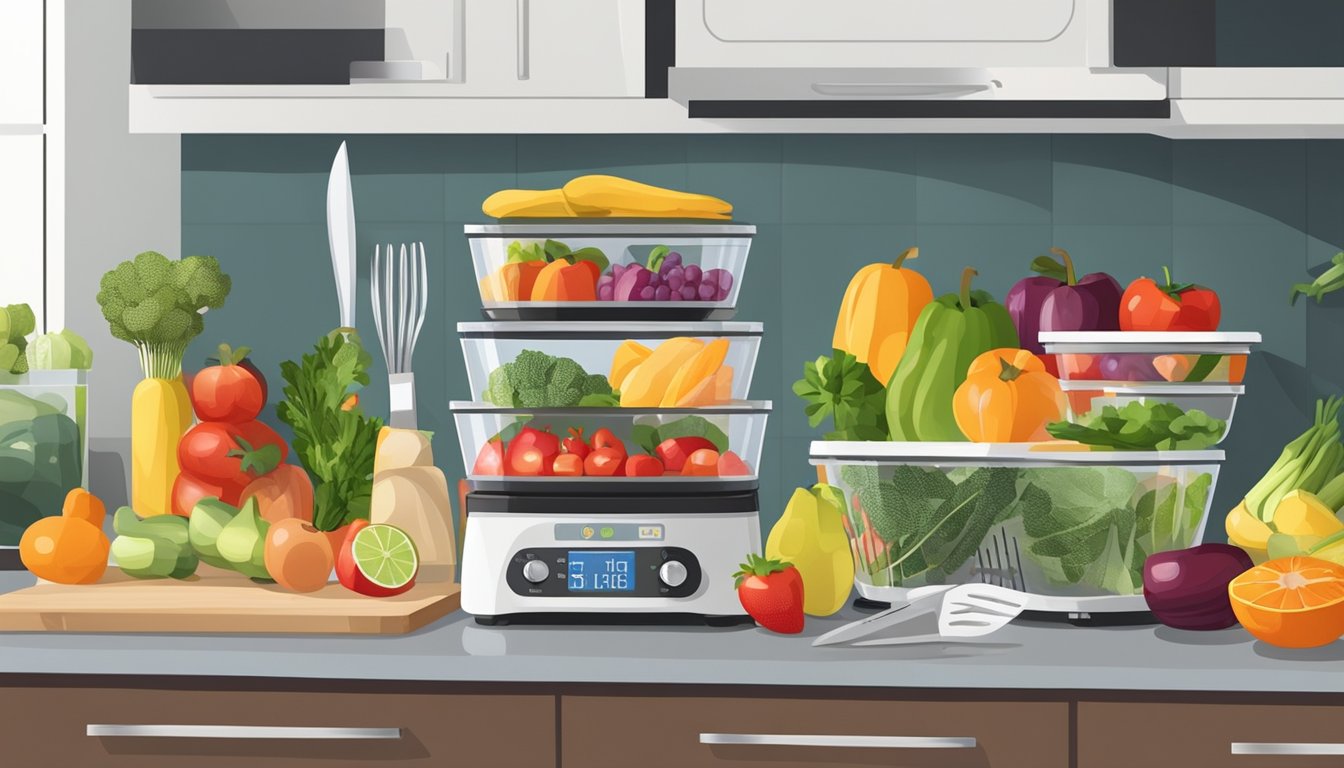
[
  {"xmin": 811, "ymin": 442, "xmax": 1223, "ymax": 612},
  {"xmin": 459, "ymin": 322, "xmax": 762, "ymax": 408},
  {"xmin": 466, "ymin": 222, "xmax": 754, "ymax": 321},
  {"xmin": 0, "ymin": 370, "xmax": 88, "ymax": 546},
  {"xmin": 453, "ymin": 401, "xmax": 770, "ymax": 493}
]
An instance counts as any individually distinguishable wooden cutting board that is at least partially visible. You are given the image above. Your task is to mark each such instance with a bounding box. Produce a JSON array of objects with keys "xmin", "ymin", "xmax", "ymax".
[{"xmin": 0, "ymin": 566, "xmax": 460, "ymax": 634}]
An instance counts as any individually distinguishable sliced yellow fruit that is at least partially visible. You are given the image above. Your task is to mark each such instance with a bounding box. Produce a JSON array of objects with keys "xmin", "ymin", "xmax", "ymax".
[
  {"xmin": 562, "ymin": 175, "xmax": 732, "ymax": 217},
  {"xmin": 1274, "ymin": 490, "xmax": 1344, "ymax": 537},
  {"xmin": 482, "ymin": 188, "xmax": 580, "ymax": 218},
  {"xmin": 1227, "ymin": 501, "xmax": 1274, "ymax": 550},
  {"xmin": 661, "ymin": 338, "xmax": 729, "ymax": 406},
  {"xmin": 619, "ymin": 338, "xmax": 704, "ymax": 407},
  {"xmin": 714, "ymin": 364, "xmax": 734, "ymax": 402},
  {"xmin": 609, "ymin": 340, "xmax": 653, "ymax": 390},
  {"xmin": 676, "ymin": 365, "xmax": 736, "ymax": 407}
]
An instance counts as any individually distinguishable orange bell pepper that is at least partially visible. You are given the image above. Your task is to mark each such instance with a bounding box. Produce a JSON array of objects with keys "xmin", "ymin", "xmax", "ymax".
[
  {"xmin": 481, "ymin": 260, "xmax": 547, "ymax": 301},
  {"xmin": 531, "ymin": 259, "xmax": 598, "ymax": 301},
  {"xmin": 953, "ymin": 348, "xmax": 1065, "ymax": 442}
]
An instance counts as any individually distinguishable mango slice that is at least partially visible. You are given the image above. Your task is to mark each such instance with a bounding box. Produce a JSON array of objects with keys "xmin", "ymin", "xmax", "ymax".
[
  {"xmin": 619, "ymin": 338, "xmax": 704, "ymax": 407},
  {"xmin": 661, "ymin": 338, "xmax": 729, "ymax": 406},
  {"xmin": 609, "ymin": 340, "xmax": 653, "ymax": 390}
]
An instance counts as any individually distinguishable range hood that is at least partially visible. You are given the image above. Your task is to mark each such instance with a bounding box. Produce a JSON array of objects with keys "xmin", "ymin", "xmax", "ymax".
[{"xmin": 669, "ymin": 0, "xmax": 1169, "ymax": 119}]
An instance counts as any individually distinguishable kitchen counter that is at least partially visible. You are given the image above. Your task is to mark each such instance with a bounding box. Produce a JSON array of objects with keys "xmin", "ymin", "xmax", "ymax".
[{"xmin": 0, "ymin": 572, "xmax": 1340, "ymax": 694}]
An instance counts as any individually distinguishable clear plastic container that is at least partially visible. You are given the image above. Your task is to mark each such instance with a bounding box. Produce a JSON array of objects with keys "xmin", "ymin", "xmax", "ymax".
[
  {"xmin": 465, "ymin": 222, "xmax": 755, "ymax": 320},
  {"xmin": 1059, "ymin": 382, "xmax": 1243, "ymax": 444},
  {"xmin": 1040, "ymin": 331, "xmax": 1261, "ymax": 384},
  {"xmin": 0, "ymin": 370, "xmax": 88, "ymax": 545},
  {"xmin": 459, "ymin": 322, "xmax": 762, "ymax": 408},
  {"xmin": 810, "ymin": 442, "xmax": 1222, "ymax": 603},
  {"xmin": 452, "ymin": 401, "xmax": 770, "ymax": 492}
]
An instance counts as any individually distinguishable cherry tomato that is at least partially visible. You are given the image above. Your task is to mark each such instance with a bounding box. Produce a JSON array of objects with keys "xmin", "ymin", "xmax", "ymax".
[
  {"xmin": 624, "ymin": 455, "xmax": 664, "ymax": 477},
  {"xmin": 655, "ymin": 437, "xmax": 716, "ymax": 473},
  {"xmin": 680, "ymin": 448, "xmax": 721, "ymax": 477},
  {"xmin": 589, "ymin": 428, "xmax": 625, "ymax": 456},
  {"xmin": 553, "ymin": 453, "xmax": 585, "ymax": 476},
  {"xmin": 584, "ymin": 447, "xmax": 625, "ymax": 477},
  {"xmin": 505, "ymin": 426, "xmax": 560, "ymax": 476},
  {"xmin": 472, "ymin": 439, "xmax": 504, "ymax": 476},
  {"xmin": 562, "ymin": 428, "xmax": 591, "ymax": 459}
]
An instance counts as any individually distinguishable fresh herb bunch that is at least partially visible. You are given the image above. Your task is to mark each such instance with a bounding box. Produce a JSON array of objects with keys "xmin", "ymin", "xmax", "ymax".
[
  {"xmin": 793, "ymin": 349, "xmax": 888, "ymax": 441},
  {"xmin": 1046, "ymin": 400, "xmax": 1226, "ymax": 451},
  {"xmin": 276, "ymin": 329, "xmax": 384, "ymax": 532}
]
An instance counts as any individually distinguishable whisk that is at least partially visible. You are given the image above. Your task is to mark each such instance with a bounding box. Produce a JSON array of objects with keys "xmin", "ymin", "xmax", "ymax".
[{"xmin": 371, "ymin": 242, "xmax": 429, "ymax": 429}]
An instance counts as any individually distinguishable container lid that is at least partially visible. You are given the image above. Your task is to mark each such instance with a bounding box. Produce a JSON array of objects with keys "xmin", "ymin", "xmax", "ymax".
[
  {"xmin": 465, "ymin": 222, "xmax": 757, "ymax": 237},
  {"xmin": 1056, "ymin": 381, "xmax": 1245, "ymax": 395},
  {"xmin": 1041, "ymin": 331, "xmax": 1259, "ymax": 344},
  {"xmin": 0, "ymin": 370, "xmax": 87, "ymax": 386},
  {"xmin": 808, "ymin": 441, "xmax": 1223, "ymax": 465},
  {"xmin": 458, "ymin": 321, "xmax": 762, "ymax": 337},
  {"xmin": 451, "ymin": 400, "xmax": 772, "ymax": 415}
]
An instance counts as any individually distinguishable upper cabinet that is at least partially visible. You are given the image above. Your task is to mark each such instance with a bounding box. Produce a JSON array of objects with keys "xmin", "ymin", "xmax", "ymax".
[{"xmin": 0, "ymin": 0, "xmax": 44, "ymax": 125}]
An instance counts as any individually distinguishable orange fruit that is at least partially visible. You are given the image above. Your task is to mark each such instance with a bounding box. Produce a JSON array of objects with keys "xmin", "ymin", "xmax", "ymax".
[
  {"xmin": 19, "ymin": 517, "xmax": 109, "ymax": 585},
  {"xmin": 1229, "ymin": 556, "xmax": 1344, "ymax": 648}
]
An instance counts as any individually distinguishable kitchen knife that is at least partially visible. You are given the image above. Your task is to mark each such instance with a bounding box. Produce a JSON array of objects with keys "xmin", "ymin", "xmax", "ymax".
[
  {"xmin": 327, "ymin": 141, "xmax": 357, "ymax": 330},
  {"xmin": 811, "ymin": 584, "xmax": 954, "ymax": 647}
]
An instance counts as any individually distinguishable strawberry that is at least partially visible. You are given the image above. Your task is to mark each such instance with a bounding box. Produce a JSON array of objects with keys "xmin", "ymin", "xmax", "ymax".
[{"xmin": 733, "ymin": 554, "xmax": 805, "ymax": 634}]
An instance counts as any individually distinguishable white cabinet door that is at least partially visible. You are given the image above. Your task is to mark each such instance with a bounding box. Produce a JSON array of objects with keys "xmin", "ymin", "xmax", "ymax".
[
  {"xmin": 462, "ymin": 0, "xmax": 644, "ymax": 96},
  {"xmin": 0, "ymin": 135, "xmax": 45, "ymax": 328},
  {"xmin": 0, "ymin": 0, "xmax": 44, "ymax": 125}
]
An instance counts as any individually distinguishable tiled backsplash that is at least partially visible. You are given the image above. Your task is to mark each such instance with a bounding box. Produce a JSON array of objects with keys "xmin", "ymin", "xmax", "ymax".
[{"xmin": 182, "ymin": 134, "xmax": 1344, "ymax": 539}]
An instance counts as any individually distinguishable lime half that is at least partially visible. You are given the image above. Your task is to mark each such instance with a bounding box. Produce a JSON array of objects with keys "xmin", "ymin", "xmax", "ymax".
[{"xmin": 351, "ymin": 524, "xmax": 420, "ymax": 590}]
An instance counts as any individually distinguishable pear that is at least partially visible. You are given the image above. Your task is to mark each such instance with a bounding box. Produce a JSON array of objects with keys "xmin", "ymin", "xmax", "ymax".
[
  {"xmin": 188, "ymin": 497, "xmax": 238, "ymax": 571},
  {"xmin": 215, "ymin": 497, "xmax": 272, "ymax": 581},
  {"xmin": 766, "ymin": 487, "xmax": 856, "ymax": 617}
]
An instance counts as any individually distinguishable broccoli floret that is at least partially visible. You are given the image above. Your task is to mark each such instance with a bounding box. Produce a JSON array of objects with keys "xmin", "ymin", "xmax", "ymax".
[
  {"xmin": 548, "ymin": 357, "xmax": 584, "ymax": 391},
  {"xmin": 510, "ymin": 350, "xmax": 556, "ymax": 390},
  {"xmin": 580, "ymin": 374, "xmax": 613, "ymax": 397},
  {"xmin": 96, "ymin": 251, "xmax": 232, "ymax": 378},
  {"xmin": 485, "ymin": 351, "xmax": 614, "ymax": 408},
  {"xmin": 516, "ymin": 387, "xmax": 549, "ymax": 409},
  {"xmin": 485, "ymin": 365, "xmax": 518, "ymax": 407}
]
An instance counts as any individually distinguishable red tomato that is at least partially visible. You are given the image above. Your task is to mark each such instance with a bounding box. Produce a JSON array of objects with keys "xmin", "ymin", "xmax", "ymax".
[
  {"xmin": 553, "ymin": 453, "xmax": 585, "ymax": 476},
  {"xmin": 680, "ymin": 448, "xmax": 721, "ymax": 477},
  {"xmin": 171, "ymin": 472, "xmax": 246, "ymax": 517},
  {"xmin": 655, "ymin": 437, "xmax": 716, "ymax": 473},
  {"xmin": 472, "ymin": 439, "xmax": 504, "ymax": 476},
  {"xmin": 562, "ymin": 428, "xmax": 591, "ymax": 459},
  {"xmin": 584, "ymin": 447, "xmax": 625, "ymax": 477},
  {"xmin": 589, "ymin": 428, "xmax": 625, "ymax": 456},
  {"xmin": 1119, "ymin": 268, "xmax": 1222, "ymax": 332},
  {"xmin": 624, "ymin": 455, "xmax": 664, "ymax": 477},
  {"xmin": 734, "ymin": 555, "xmax": 805, "ymax": 634},
  {"xmin": 716, "ymin": 451, "xmax": 751, "ymax": 477},
  {"xmin": 505, "ymin": 426, "xmax": 560, "ymax": 476},
  {"xmin": 191, "ymin": 359, "xmax": 266, "ymax": 423},
  {"xmin": 178, "ymin": 420, "xmax": 288, "ymax": 486}
]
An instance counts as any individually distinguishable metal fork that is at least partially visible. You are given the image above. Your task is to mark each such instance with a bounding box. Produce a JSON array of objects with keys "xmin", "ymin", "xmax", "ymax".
[{"xmin": 371, "ymin": 242, "xmax": 429, "ymax": 428}]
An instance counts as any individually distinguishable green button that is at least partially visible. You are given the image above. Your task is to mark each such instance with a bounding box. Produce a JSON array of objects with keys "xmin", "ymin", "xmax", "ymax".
[{"xmin": 600, "ymin": 527, "xmax": 615, "ymax": 539}]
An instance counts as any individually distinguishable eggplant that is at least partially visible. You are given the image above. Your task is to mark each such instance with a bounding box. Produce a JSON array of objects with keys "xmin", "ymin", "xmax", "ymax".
[
  {"xmin": 1005, "ymin": 276, "xmax": 1059, "ymax": 355},
  {"xmin": 1007, "ymin": 248, "xmax": 1122, "ymax": 353},
  {"xmin": 1143, "ymin": 544, "xmax": 1253, "ymax": 631}
]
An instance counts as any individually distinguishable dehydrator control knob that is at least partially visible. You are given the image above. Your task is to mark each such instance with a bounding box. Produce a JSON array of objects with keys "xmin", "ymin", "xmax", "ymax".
[
  {"xmin": 659, "ymin": 560, "xmax": 688, "ymax": 588},
  {"xmin": 522, "ymin": 559, "xmax": 550, "ymax": 584}
]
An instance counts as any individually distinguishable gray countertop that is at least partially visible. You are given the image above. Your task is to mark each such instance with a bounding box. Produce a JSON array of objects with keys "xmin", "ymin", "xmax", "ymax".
[{"xmin": 0, "ymin": 573, "xmax": 1341, "ymax": 693}]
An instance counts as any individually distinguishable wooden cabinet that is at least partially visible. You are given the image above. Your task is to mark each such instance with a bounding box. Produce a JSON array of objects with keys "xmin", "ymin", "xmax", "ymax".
[
  {"xmin": 1078, "ymin": 702, "xmax": 1344, "ymax": 768},
  {"xmin": 562, "ymin": 694, "xmax": 1069, "ymax": 768},
  {"xmin": 0, "ymin": 685, "xmax": 556, "ymax": 768}
]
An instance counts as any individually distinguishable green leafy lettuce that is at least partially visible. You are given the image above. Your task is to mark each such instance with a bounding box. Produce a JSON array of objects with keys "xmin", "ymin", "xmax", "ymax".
[{"xmin": 1046, "ymin": 400, "xmax": 1225, "ymax": 451}]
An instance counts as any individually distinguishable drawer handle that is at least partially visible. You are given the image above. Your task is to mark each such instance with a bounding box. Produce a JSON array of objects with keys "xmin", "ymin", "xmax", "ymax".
[
  {"xmin": 1232, "ymin": 743, "xmax": 1344, "ymax": 756},
  {"xmin": 87, "ymin": 725, "xmax": 401, "ymax": 740},
  {"xmin": 516, "ymin": 0, "xmax": 530, "ymax": 80},
  {"xmin": 700, "ymin": 733, "xmax": 976, "ymax": 749}
]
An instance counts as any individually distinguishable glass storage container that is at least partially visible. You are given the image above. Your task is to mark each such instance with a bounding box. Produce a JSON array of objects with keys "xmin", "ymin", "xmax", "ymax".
[
  {"xmin": 466, "ymin": 222, "xmax": 754, "ymax": 320},
  {"xmin": 810, "ymin": 442, "xmax": 1223, "ymax": 606},
  {"xmin": 1040, "ymin": 331, "xmax": 1261, "ymax": 385},
  {"xmin": 453, "ymin": 401, "xmax": 771, "ymax": 493},
  {"xmin": 1058, "ymin": 381, "xmax": 1244, "ymax": 445},
  {"xmin": 459, "ymin": 321, "xmax": 762, "ymax": 408},
  {"xmin": 0, "ymin": 370, "xmax": 88, "ymax": 545}
]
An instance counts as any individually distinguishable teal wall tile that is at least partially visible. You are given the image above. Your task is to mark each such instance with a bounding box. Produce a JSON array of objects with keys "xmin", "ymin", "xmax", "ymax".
[
  {"xmin": 182, "ymin": 171, "xmax": 327, "ymax": 224},
  {"xmin": 517, "ymin": 135, "xmax": 687, "ymax": 191},
  {"xmin": 916, "ymin": 135, "xmax": 1052, "ymax": 225},
  {"xmin": 1306, "ymin": 141, "xmax": 1344, "ymax": 268},
  {"xmin": 687, "ymin": 135, "xmax": 782, "ymax": 224},
  {"xmin": 778, "ymin": 223, "xmax": 918, "ymax": 438},
  {"xmin": 781, "ymin": 135, "xmax": 917, "ymax": 224},
  {"xmin": 1052, "ymin": 135, "xmax": 1172, "ymax": 225},
  {"xmin": 1173, "ymin": 141, "xmax": 1308, "ymax": 229},
  {"xmin": 182, "ymin": 135, "xmax": 342, "ymax": 173},
  {"xmin": 914, "ymin": 224, "xmax": 1054, "ymax": 305},
  {"xmin": 731, "ymin": 225, "xmax": 782, "ymax": 404}
]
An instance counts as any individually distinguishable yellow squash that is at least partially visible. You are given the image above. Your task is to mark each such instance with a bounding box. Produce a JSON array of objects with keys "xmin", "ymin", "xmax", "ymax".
[
  {"xmin": 766, "ymin": 485, "xmax": 854, "ymax": 617},
  {"xmin": 131, "ymin": 377, "xmax": 193, "ymax": 516},
  {"xmin": 832, "ymin": 247, "xmax": 934, "ymax": 385},
  {"xmin": 481, "ymin": 188, "xmax": 577, "ymax": 218},
  {"xmin": 562, "ymin": 175, "xmax": 731, "ymax": 218}
]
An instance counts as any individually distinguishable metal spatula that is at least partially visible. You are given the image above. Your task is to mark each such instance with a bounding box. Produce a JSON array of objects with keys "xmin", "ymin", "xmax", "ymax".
[
  {"xmin": 812, "ymin": 585, "xmax": 954, "ymax": 647},
  {"xmin": 851, "ymin": 583, "xmax": 1030, "ymax": 647}
]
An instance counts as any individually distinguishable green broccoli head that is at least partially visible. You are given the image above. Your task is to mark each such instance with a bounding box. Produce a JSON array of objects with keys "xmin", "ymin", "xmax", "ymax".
[
  {"xmin": 580, "ymin": 374, "xmax": 614, "ymax": 397},
  {"xmin": 484, "ymin": 351, "xmax": 613, "ymax": 408},
  {"xmin": 547, "ymin": 357, "xmax": 584, "ymax": 391},
  {"xmin": 485, "ymin": 365, "xmax": 518, "ymax": 407},
  {"xmin": 510, "ymin": 350, "xmax": 556, "ymax": 391},
  {"xmin": 174, "ymin": 255, "xmax": 232, "ymax": 309}
]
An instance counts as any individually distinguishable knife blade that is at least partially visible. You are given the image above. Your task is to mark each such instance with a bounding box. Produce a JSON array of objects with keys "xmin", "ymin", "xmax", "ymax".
[
  {"xmin": 326, "ymin": 141, "xmax": 357, "ymax": 330},
  {"xmin": 811, "ymin": 584, "xmax": 954, "ymax": 647}
]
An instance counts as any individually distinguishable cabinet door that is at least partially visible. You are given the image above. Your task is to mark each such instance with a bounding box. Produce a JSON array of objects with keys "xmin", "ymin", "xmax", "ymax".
[
  {"xmin": 1079, "ymin": 701, "xmax": 1344, "ymax": 768},
  {"xmin": 0, "ymin": 135, "xmax": 45, "ymax": 324},
  {"xmin": 0, "ymin": 0, "xmax": 44, "ymax": 125},
  {"xmin": 465, "ymin": 0, "xmax": 644, "ymax": 96},
  {"xmin": 563, "ymin": 694, "xmax": 1069, "ymax": 768},
  {"xmin": 0, "ymin": 685, "xmax": 556, "ymax": 767}
]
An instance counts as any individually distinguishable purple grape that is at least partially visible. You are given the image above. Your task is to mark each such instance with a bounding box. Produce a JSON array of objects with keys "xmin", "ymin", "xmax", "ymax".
[
  {"xmin": 655, "ymin": 285, "xmax": 671, "ymax": 301},
  {"xmin": 639, "ymin": 285, "xmax": 655, "ymax": 301},
  {"xmin": 684, "ymin": 265, "xmax": 702, "ymax": 284},
  {"xmin": 716, "ymin": 286, "xmax": 730, "ymax": 301},
  {"xmin": 667, "ymin": 267, "xmax": 685, "ymax": 291},
  {"xmin": 647, "ymin": 273, "xmax": 661, "ymax": 288},
  {"xmin": 597, "ymin": 275, "xmax": 614, "ymax": 288},
  {"xmin": 717, "ymin": 270, "xmax": 733, "ymax": 292},
  {"xmin": 677, "ymin": 285, "xmax": 695, "ymax": 301},
  {"xmin": 663, "ymin": 251, "xmax": 682, "ymax": 269},
  {"xmin": 611, "ymin": 263, "xmax": 625, "ymax": 278},
  {"xmin": 697, "ymin": 282, "xmax": 716, "ymax": 301},
  {"xmin": 598, "ymin": 284, "xmax": 614, "ymax": 301}
]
